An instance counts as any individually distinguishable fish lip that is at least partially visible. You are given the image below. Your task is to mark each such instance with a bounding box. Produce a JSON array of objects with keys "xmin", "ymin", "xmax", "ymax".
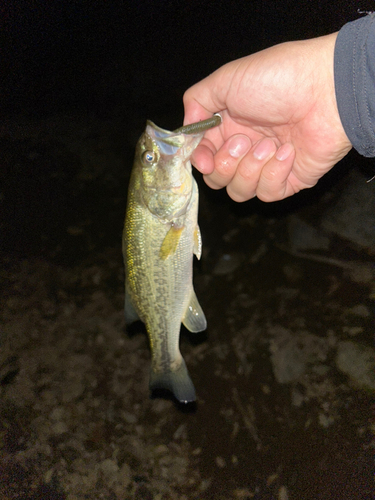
[
  {"xmin": 146, "ymin": 121, "xmax": 185, "ymax": 154},
  {"xmin": 146, "ymin": 120, "xmax": 180, "ymax": 138}
]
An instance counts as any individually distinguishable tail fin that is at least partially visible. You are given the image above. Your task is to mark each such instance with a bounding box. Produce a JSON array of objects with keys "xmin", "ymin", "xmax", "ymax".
[{"xmin": 149, "ymin": 359, "xmax": 196, "ymax": 403}]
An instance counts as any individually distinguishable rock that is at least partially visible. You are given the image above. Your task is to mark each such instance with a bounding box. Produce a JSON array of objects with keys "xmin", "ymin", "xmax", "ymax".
[
  {"xmin": 100, "ymin": 458, "xmax": 119, "ymax": 475},
  {"xmin": 288, "ymin": 215, "xmax": 330, "ymax": 252},
  {"xmin": 51, "ymin": 421, "xmax": 68, "ymax": 435},
  {"xmin": 336, "ymin": 341, "xmax": 375, "ymax": 391},
  {"xmin": 347, "ymin": 304, "xmax": 371, "ymax": 318},
  {"xmin": 269, "ymin": 329, "xmax": 307, "ymax": 384},
  {"xmin": 215, "ymin": 456, "xmax": 226, "ymax": 468},
  {"xmin": 321, "ymin": 170, "xmax": 375, "ymax": 253},
  {"xmin": 213, "ymin": 253, "xmax": 242, "ymax": 275},
  {"xmin": 270, "ymin": 341, "xmax": 306, "ymax": 384}
]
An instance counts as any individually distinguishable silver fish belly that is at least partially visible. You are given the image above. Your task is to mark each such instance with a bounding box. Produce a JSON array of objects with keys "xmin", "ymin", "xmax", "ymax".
[{"xmin": 123, "ymin": 117, "xmax": 220, "ymax": 403}]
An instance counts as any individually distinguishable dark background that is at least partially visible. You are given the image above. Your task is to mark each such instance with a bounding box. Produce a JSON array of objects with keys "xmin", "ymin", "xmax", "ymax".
[
  {"xmin": 2, "ymin": 0, "xmax": 373, "ymax": 261},
  {"xmin": 1, "ymin": 1, "xmax": 367, "ymax": 122}
]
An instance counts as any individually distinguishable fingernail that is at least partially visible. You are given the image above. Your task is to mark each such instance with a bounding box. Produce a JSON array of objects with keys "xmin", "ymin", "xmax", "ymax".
[
  {"xmin": 253, "ymin": 138, "xmax": 275, "ymax": 160},
  {"xmin": 228, "ymin": 135, "xmax": 251, "ymax": 158},
  {"xmin": 276, "ymin": 143, "xmax": 294, "ymax": 161}
]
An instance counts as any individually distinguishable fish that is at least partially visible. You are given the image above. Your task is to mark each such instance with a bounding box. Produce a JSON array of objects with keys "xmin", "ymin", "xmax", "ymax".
[{"xmin": 123, "ymin": 114, "xmax": 221, "ymax": 403}]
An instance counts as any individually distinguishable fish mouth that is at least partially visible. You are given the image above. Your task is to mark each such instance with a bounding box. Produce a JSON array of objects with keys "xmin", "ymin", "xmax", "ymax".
[
  {"xmin": 146, "ymin": 120, "xmax": 204, "ymax": 160},
  {"xmin": 146, "ymin": 121, "xmax": 185, "ymax": 155}
]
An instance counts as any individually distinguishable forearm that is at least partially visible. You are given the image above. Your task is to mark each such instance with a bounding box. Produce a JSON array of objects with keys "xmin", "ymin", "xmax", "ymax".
[{"xmin": 334, "ymin": 14, "xmax": 375, "ymax": 157}]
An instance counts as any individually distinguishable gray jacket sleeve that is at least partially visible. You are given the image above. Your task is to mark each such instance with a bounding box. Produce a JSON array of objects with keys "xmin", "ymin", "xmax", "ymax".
[{"xmin": 334, "ymin": 14, "xmax": 375, "ymax": 157}]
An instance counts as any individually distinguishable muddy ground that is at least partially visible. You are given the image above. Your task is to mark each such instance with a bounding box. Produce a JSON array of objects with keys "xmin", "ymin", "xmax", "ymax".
[
  {"xmin": 1, "ymin": 3, "xmax": 374, "ymax": 500},
  {"xmin": 0, "ymin": 113, "xmax": 374, "ymax": 500}
]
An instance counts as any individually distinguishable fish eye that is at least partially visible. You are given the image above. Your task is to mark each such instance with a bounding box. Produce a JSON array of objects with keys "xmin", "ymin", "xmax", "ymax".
[{"xmin": 142, "ymin": 150, "xmax": 155, "ymax": 164}]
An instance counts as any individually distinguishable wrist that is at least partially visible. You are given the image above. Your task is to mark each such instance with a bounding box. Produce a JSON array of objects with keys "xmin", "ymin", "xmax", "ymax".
[{"xmin": 311, "ymin": 32, "xmax": 352, "ymax": 159}]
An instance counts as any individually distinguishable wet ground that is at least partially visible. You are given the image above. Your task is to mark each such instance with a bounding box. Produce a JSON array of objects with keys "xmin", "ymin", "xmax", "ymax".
[
  {"xmin": 1, "ymin": 3, "xmax": 374, "ymax": 500},
  {"xmin": 1, "ymin": 112, "xmax": 374, "ymax": 500}
]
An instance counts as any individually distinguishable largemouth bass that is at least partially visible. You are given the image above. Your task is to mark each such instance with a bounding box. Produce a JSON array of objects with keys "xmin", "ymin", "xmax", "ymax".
[{"xmin": 123, "ymin": 114, "xmax": 221, "ymax": 403}]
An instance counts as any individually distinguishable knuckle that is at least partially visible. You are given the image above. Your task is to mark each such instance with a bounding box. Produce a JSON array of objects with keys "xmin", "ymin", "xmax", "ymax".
[
  {"xmin": 255, "ymin": 185, "xmax": 281, "ymax": 202},
  {"xmin": 237, "ymin": 160, "xmax": 256, "ymax": 181},
  {"xmin": 215, "ymin": 157, "xmax": 235, "ymax": 176},
  {"xmin": 227, "ymin": 188, "xmax": 247, "ymax": 203}
]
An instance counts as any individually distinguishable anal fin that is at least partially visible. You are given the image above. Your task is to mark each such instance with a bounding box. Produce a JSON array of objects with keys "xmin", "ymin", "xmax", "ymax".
[{"xmin": 182, "ymin": 289, "xmax": 207, "ymax": 333}]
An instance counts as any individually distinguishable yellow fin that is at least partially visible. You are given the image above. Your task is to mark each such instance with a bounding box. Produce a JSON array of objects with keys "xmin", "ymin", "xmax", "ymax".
[
  {"xmin": 194, "ymin": 225, "xmax": 202, "ymax": 260},
  {"xmin": 159, "ymin": 225, "xmax": 184, "ymax": 260}
]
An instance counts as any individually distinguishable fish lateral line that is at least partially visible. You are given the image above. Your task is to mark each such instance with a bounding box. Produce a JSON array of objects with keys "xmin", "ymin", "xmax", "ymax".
[{"xmin": 173, "ymin": 113, "xmax": 222, "ymax": 135}]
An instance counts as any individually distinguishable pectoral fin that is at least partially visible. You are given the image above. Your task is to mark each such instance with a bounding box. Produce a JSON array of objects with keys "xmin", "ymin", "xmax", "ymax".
[
  {"xmin": 182, "ymin": 289, "xmax": 207, "ymax": 333},
  {"xmin": 159, "ymin": 225, "xmax": 184, "ymax": 260},
  {"xmin": 193, "ymin": 225, "xmax": 202, "ymax": 260}
]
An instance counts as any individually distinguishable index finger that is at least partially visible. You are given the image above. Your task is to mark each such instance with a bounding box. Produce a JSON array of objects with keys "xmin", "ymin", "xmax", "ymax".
[
  {"xmin": 183, "ymin": 61, "xmax": 237, "ymax": 124},
  {"xmin": 190, "ymin": 138, "xmax": 217, "ymax": 175}
]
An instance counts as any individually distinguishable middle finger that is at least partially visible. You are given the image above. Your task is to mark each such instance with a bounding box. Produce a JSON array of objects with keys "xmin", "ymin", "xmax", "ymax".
[{"xmin": 203, "ymin": 134, "xmax": 252, "ymax": 190}]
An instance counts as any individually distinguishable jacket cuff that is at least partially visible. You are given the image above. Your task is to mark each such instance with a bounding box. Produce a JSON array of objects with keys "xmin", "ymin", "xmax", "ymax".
[{"xmin": 334, "ymin": 14, "xmax": 375, "ymax": 157}]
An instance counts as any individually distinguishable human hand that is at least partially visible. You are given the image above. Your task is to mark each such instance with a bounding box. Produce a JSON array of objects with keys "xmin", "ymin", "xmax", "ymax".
[{"xmin": 183, "ymin": 33, "xmax": 352, "ymax": 202}]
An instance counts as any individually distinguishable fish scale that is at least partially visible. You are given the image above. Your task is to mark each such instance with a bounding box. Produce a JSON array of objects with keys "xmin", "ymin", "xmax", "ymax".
[{"xmin": 123, "ymin": 115, "xmax": 221, "ymax": 403}]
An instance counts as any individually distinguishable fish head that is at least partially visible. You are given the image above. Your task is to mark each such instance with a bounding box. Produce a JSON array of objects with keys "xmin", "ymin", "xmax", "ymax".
[{"xmin": 134, "ymin": 121, "xmax": 204, "ymax": 221}]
